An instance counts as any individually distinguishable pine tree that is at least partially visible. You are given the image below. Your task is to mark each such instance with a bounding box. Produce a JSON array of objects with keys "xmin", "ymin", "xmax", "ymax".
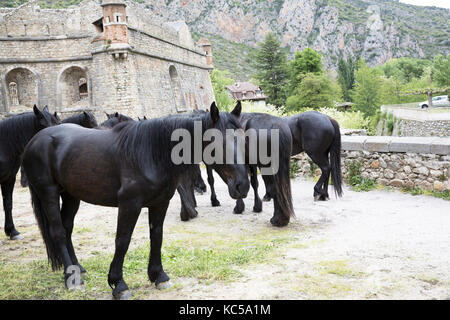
[
  {"xmin": 337, "ymin": 56, "xmax": 357, "ymax": 102},
  {"xmin": 252, "ymin": 33, "xmax": 289, "ymax": 108}
]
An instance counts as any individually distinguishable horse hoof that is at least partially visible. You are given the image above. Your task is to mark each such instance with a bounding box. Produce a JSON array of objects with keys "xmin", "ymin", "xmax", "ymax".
[
  {"xmin": 262, "ymin": 195, "xmax": 272, "ymax": 202},
  {"xmin": 10, "ymin": 234, "xmax": 24, "ymax": 241},
  {"xmin": 253, "ymin": 205, "xmax": 262, "ymax": 213},
  {"xmin": 270, "ymin": 217, "xmax": 289, "ymax": 227},
  {"xmin": 113, "ymin": 290, "xmax": 132, "ymax": 300},
  {"xmin": 156, "ymin": 281, "xmax": 172, "ymax": 290},
  {"xmin": 211, "ymin": 200, "xmax": 221, "ymax": 207},
  {"xmin": 314, "ymin": 195, "xmax": 321, "ymax": 202}
]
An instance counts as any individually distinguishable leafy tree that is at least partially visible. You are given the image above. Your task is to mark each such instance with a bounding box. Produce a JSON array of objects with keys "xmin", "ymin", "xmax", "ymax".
[
  {"xmin": 432, "ymin": 54, "xmax": 450, "ymax": 86},
  {"xmin": 210, "ymin": 69, "xmax": 235, "ymax": 111},
  {"xmin": 351, "ymin": 59, "xmax": 382, "ymax": 117},
  {"xmin": 337, "ymin": 56, "xmax": 357, "ymax": 102},
  {"xmin": 252, "ymin": 33, "xmax": 289, "ymax": 108},
  {"xmin": 379, "ymin": 57, "xmax": 431, "ymax": 83},
  {"xmin": 288, "ymin": 48, "xmax": 323, "ymax": 94},
  {"xmin": 285, "ymin": 73, "xmax": 340, "ymax": 113}
]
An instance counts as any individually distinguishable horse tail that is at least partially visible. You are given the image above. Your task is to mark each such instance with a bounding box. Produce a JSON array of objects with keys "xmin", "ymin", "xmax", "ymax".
[
  {"xmin": 272, "ymin": 127, "xmax": 295, "ymax": 221},
  {"xmin": 29, "ymin": 185, "xmax": 64, "ymax": 271},
  {"xmin": 329, "ymin": 117, "xmax": 343, "ymax": 197}
]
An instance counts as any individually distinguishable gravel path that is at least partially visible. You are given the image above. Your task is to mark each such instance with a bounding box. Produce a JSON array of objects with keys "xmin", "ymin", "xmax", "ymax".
[{"xmin": 1, "ymin": 171, "xmax": 449, "ymax": 299}]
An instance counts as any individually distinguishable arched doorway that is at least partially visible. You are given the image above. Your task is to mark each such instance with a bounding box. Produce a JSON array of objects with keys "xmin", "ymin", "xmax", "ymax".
[
  {"xmin": 57, "ymin": 66, "xmax": 90, "ymax": 109},
  {"xmin": 4, "ymin": 67, "xmax": 39, "ymax": 112},
  {"xmin": 169, "ymin": 65, "xmax": 186, "ymax": 112}
]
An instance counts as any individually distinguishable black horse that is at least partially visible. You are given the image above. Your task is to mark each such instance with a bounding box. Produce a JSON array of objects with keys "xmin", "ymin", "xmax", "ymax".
[
  {"xmin": 20, "ymin": 111, "xmax": 99, "ymax": 188},
  {"xmin": 205, "ymin": 109, "xmax": 343, "ymax": 220},
  {"xmin": 0, "ymin": 106, "xmax": 60, "ymax": 240},
  {"xmin": 62, "ymin": 111, "xmax": 98, "ymax": 128},
  {"xmin": 22, "ymin": 102, "xmax": 249, "ymax": 299},
  {"xmin": 202, "ymin": 104, "xmax": 294, "ymax": 227},
  {"xmin": 101, "ymin": 112, "xmax": 134, "ymax": 128},
  {"xmin": 282, "ymin": 111, "xmax": 342, "ymax": 201}
]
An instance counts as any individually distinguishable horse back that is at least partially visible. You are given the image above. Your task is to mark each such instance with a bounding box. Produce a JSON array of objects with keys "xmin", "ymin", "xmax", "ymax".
[{"xmin": 23, "ymin": 124, "xmax": 123, "ymax": 206}]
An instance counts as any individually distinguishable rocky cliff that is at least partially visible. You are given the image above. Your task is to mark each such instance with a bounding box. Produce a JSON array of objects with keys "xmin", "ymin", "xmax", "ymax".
[
  {"xmin": 5, "ymin": 0, "xmax": 450, "ymax": 80},
  {"xmin": 148, "ymin": 0, "xmax": 449, "ymax": 68}
]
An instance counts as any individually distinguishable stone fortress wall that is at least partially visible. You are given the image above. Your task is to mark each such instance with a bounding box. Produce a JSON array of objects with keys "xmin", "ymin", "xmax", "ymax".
[{"xmin": 0, "ymin": 0, "xmax": 215, "ymax": 121}]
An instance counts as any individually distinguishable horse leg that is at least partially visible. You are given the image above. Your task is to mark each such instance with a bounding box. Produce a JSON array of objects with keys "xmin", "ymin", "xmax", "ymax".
[
  {"xmin": 261, "ymin": 174, "xmax": 273, "ymax": 202},
  {"xmin": 20, "ymin": 166, "xmax": 29, "ymax": 188},
  {"xmin": 233, "ymin": 198, "xmax": 245, "ymax": 214},
  {"xmin": 39, "ymin": 187, "xmax": 77, "ymax": 287},
  {"xmin": 148, "ymin": 200, "xmax": 171, "ymax": 289},
  {"xmin": 60, "ymin": 192, "xmax": 86, "ymax": 274},
  {"xmin": 177, "ymin": 183, "xmax": 198, "ymax": 221},
  {"xmin": 250, "ymin": 165, "xmax": 262, "ymax": 212},
  {"xmin": 307, "ymin": 152, "xmax": 331, "ymax": 201},
  {"xmin": 1, "ymin": 177, "xmax": 22, "ymax": 240},
  {"xmin": 263, "ymin": 174, "xmax": 291, "ymax": 227},
  {"xmin": 108, "ymin": 200, "xmax": 141, "ymax": 300},
  {"xmin": 206, "ymin": 166, "xmax": 220, "ymax": 207}
]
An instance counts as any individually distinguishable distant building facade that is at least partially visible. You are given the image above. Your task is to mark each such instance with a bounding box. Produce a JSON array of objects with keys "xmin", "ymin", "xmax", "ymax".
[
  {"xmin": 226, "ymin": 82, "xmax": 267, "ymax": 107},
  {"xmin": 0, "ymin": 0, "xmax": 215, "ymax": 119}
]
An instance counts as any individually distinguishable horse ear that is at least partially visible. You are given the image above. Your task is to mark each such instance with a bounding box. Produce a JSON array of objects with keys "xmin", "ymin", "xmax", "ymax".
[
  {"xmin": 43, "ymin": 105, "xmax": 49, "ymax": 113},
  {"xmin": 33, "ymin": 105, "xmax": 42, "ymax": 117},
  {"xmin": 231, "ymin": 101, "xmax": 242, "ymax": 117},
  {"xmin": 83, "ymin": 111, "xmax": 88, "ymax": 118},
  {"xmin": 114, "ymin": 112, "xmax": 119, "ymax": 118},
  {"xmin": 104, "ymin": 112, "xmax": 111, "ymax": 118},
  {"xmin": 54, "ymin": 112, "xmax": 58, "ymax": 117},
  {"xmin": 144, "ymin": 116, "xmax": 147, "ymax": 120},
  {"xmin": 210, "ymin": 102, "xmax": 219, "ymax": 124}
]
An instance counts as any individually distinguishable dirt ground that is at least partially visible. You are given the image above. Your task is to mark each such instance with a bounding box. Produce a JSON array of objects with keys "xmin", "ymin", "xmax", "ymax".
[{"xmin": 1, "ymin": 170, "xmax": 449, "ymax": 300}]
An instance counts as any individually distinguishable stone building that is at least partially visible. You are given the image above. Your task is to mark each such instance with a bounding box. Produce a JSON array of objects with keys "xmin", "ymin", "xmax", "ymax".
[
  {"xmin": 0, "ymin": 0, "xmax": 215, "ymax": 119},
  {"xmin": 226, "ymin": 82, "xmax": 268, "ymax": 107}
]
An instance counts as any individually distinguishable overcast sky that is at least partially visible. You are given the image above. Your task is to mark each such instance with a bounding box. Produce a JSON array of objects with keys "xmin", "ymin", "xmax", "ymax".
[{"xmin": 399, "ymin": 0, "xmax": 450, "ymax": 9}]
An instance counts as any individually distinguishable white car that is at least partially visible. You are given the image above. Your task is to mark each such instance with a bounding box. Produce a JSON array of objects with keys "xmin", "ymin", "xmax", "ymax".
[{"xmin": 418, "ymin": 95, "xmax": 450, "ymax": 109}]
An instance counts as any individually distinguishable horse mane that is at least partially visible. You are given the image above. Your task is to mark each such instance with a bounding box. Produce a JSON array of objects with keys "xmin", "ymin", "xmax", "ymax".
[
  {"xmin": 113, "ymin": 112, "xmax": 211, "ymax": 171},
  {"xmin": 0, "ymin": 112, "xmax": 39, "ymax": 155}
]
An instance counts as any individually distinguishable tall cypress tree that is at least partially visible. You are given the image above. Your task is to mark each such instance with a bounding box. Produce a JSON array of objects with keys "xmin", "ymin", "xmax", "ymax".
[
  {"xmin": 252, "ymin": 33, "xmax": 289, "ymax": 108},
  {"xmin": 337, "ymin": 56, "xmax": 357, "ymax": 102}
]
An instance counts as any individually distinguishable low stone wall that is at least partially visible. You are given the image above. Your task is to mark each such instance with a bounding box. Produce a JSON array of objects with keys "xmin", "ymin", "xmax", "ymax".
[
  {"xmin": 395, "ymin": 119, "xmax": 450, "ymax": 137},
  {"xmin": 292, "ymin": 136, "xmax": 450, "ymax": 191},
  {"xmin": 379, "ymin": 104, "xmax": 450, "ymax": 137}
]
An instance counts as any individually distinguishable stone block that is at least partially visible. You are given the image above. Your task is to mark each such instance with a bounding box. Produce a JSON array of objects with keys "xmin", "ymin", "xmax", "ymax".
[
  {"xmin": 430, "ymin": 138, "xmax": 450, "ymax": 155},
  {"xmin": 341, "ymin": 136, "xmax": 366, "ymax": 151},
  {"xmin": 388, "ymin": 137, "xmax": 434, "ymax": 154},
  {"xmin": 390, "ymin": 179, "xmax": 404, "ymax": 188},
  {"xmin": 363, "ymin": 136, "xmax": 390, "ymax": 152}
]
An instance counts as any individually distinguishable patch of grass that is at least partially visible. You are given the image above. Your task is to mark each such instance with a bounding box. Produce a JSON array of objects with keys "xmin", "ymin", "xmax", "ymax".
[
  {"xmin": 346, "ymin": 160, "xmax": 377, "ymax": 192},
  {"xmin": 401, "ymin": 187, "xmax": 450, "ymax": 201},
  {"xmin": 0, "ymin": 228, "xmax": 296, "ymax": 299},
  {"xmin": 317, "ymin": 260, "xmax": 366, "ymax": 278},
  {"xmin": 289, "ymin": 273, "xmax": 353, "ymax": 299}
]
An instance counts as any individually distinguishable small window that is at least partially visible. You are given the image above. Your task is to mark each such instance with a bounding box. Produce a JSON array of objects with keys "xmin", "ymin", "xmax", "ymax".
[{"xmin": 106, "ymin": 16, "xmax": 110, "ymax": 23}]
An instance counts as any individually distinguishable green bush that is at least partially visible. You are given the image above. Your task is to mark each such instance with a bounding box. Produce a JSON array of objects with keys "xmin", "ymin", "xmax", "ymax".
[{"xmin": 346, "ymin": 160, "xmax": 377, "ymax": 192}]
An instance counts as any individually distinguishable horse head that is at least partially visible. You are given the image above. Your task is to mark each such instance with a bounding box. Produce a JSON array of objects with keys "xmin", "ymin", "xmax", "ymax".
[
  {"xmin": 33, "ymin": 105, "xmax": 60, "ymax": 129},
  {"xmin": 202, "ymin": 101, "xmax": 249, "ymax": 200}
]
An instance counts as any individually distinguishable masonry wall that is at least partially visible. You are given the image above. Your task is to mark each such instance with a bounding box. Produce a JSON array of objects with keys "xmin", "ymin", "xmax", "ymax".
[
  {"xmin": 0, "ymin": 0, "xmax": 214, "ymax": 121},
  {"xmin": 293, "ymin": 136, "xmax": 450, "ymax": 192},
  {"xmin": 395, "ymin": 119, "xmax": 450, "ymax": 137}
]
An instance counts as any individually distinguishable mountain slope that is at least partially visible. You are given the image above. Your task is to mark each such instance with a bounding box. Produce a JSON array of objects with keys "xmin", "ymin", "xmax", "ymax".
[{"xmin": 4, "ymin": 0, "xmax": 449, "ymax": 80}]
